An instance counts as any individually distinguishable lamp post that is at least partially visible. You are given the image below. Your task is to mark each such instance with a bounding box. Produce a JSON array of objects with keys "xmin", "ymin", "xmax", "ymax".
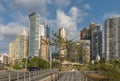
[
  {"xmin": 49, "ymin": 47, "xmax": 52, "ymax": 69},
  {"xmin": 25, "ymin": 57, "xmax": 27, "ymax": 70}
]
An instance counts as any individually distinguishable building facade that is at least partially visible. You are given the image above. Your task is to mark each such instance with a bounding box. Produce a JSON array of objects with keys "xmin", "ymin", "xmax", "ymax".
[
  {"xmin": 29, "ymin": 12, "xmax": 50, "ymax": 59},
  {"xmin": 40, "ymin": 23, "xmax": 50, "ymax": 60},
  {"xmin": 8, "ymin": 41, "xmax": 16, "ymax": 64},
  {"xmin": 0, "ymin": 53, "xmax": 8, "ymax": 65},
  {"xmin": 59, "ymin": 28, "xmax": 66, "ymax": 39},
  {"xmin": 59, "ymin": 28, "xmax": 67, "ymax": 57},
  {"xmin": 80, "ymin": 40, "xmax": 90, "ymax": 63},
  {"xmin": 80, "ymin": 28, "xmax": 90, "ymax": 40},
  {"xmin": 15, "ymin": 30, "xmax": 28, "ymax": 60},
  {"xmin": 29, "ymin": 12, "xmax": 40, "ymax": 57},
  {"xmin": 89, "ymin": 22, "xmax": 102, "ymax": 61},
  {"xmin": 105, "ymin": 17, "xmax": 120, "ymax": 61}
]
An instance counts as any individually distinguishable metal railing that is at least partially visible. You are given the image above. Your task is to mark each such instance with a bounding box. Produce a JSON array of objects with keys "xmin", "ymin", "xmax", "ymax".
[{"xmin": 0, "ymin": 69, "xmax": 58, "ymax": 81}]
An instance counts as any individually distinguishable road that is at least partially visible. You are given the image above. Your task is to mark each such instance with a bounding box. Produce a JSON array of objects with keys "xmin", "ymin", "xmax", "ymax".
[{"xmin": 58, "ymin": 70, "xmax": 82, "ymax": 81}]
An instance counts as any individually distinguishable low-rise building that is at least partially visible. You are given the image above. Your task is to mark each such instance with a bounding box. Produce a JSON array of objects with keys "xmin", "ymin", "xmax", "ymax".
[{"xmin": 0, "ymin": 53, "xmax": 8, "ymax": 65}]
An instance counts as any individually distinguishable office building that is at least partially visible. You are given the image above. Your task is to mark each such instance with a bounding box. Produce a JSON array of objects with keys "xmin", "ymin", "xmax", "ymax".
[
  {"xmin": 105, "ymin": 17, "xmax": 120, "ymax": 61},
  {"xmin": 29, "ymin": 12, "xmax": 50, "ymax": 60},
  {"xmin": 29, "ymin": 12, "xmax": 40, "ymax": 57},
  {"xmin": 89, "ymin": 22, "xmax": 102, "ymax": 61}
]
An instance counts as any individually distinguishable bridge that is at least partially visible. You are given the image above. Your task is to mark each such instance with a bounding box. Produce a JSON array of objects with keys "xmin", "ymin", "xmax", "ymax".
[{"xmin": 0, "ymin": 69, "xmax": 92, "ymax": 81}]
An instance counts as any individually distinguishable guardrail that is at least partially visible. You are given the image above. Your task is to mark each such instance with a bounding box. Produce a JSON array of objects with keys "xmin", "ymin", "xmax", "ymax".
[{"xmin": 0, "ymin": 69, "xmax": 58, "ymax": 81}]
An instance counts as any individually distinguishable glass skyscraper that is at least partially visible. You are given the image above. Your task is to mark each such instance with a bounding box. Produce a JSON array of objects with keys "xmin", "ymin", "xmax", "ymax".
[
  {"xmin": 29, "ymin": 12, "xmax": 50, "ymax": 59},
  {"xmin": 29, "ymin": 12, "xmax": 40, "ymax": 57}
]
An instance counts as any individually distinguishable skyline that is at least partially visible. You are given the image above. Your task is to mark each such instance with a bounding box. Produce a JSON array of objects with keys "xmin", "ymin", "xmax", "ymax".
[{"xmin": 0, "ymin": 0, "xmax": 120, "ymax": 52}]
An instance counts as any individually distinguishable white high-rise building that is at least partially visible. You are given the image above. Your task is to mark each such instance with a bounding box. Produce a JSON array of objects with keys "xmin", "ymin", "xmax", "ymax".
[
  {"xmin": 59, "ymin": 28, "xmax": 67, "ymax": 57},
  {"xmin": 15, "ymin": 30, "xmax": 28, "ymax": 60},
  {"xmin": 8, "ymin": 41, "xmax": 16, "ymax": 64},
  {"xmin": 59, "ymin": 28, "xmax": 66, "ymax": 39}
]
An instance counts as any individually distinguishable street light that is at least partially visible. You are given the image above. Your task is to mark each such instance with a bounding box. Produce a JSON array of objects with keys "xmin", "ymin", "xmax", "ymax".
[
  {"xmin": 25, "ymin": 57, "xmax": 27, "ymax": 70},
  {"xmin": 49, "ymin": 47, "xmax": 52, "ymax": 69}
]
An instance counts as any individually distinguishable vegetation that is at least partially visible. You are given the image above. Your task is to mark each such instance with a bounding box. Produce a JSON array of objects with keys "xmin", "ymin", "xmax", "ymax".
[
  {"xmin": 52, "ymin": 60, "xmax": 61, "ymax": 68},
  {"xmin": 51, "ymin": 31, "xmax": 85, "ymax": 63},
  {"xmin": 27, "ymin": 57, "xmax": 50, "ymax": 69},
  {"xmin": 13, "ymin": 57, "xmax": 50, "ymax": 70},
  {"xmin": 88, "ymin": 61, "xmax": 120, "ymax": 81},
  {"xmin": 13, "ymin": 64, "xmax": 22, "ymax": 70}
]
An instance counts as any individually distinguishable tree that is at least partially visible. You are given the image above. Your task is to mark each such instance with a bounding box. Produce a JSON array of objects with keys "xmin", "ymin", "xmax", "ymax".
[
  {"xmin": 27, "ymin": 57, "xmax": 50, "ymax": 69},
  {"xmin": 51, "ymin": 31, "xmax": 87, "ymax": 63},
  {"xmin": 52, "ymin": 60, "xmax": 61, "ymax": 68}
]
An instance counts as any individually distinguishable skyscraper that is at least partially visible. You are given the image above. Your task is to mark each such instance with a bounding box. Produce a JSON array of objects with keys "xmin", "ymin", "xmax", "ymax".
[
  {"xmin": 89, "ymin": 22, "xmax": 102, "ymax": 61},
  {"xmin": 15, "ymin": 30, "xmax": 28, "ymax": 60},
  {"xmin": 29, "ymin": 12, "xmax": 40, "ymax": 57},
  {"xmin": 40, "ymin": 23, "xmax": 50, "ymax": 60},
  {"xmin": 59, "ymin": 28, "xmax": 67, "ymax": 57},
  {"xmin": 29, "ymin": 12, "xmax": 50, "ymax": 59},
  {"xmin": 105, "ymin": 17, "xmax": 120, "ymax": 61}
]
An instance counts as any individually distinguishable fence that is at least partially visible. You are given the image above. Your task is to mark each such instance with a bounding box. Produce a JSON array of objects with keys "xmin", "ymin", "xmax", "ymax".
[{"xmin": 0, "ymin": 69, "xmax": 58, "ymax": 81}]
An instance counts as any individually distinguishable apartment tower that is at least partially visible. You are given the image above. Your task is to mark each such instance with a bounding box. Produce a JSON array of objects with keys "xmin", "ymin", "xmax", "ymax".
[
  {"xmin": 105, "ymin": 17, "xmax": 120, "ymax": 61},
  {"xmin": 89, "ymin": 22, "xmax": 102, "ymax": 61}
]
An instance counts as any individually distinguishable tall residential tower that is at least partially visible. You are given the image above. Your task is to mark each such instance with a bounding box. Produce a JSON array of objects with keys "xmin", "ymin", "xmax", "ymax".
[
  {"xmin": 105, "ymin": 17, "xmax": 120, "ymax": 61},
  {"xmin": 89, "ymin": 22, "xmax": 102, "ymax": 61},
  {"xmin": 15, "ymin": 30, "xmax": 28, "ymax": 60},
  {"xmin": 59, "ymin": 28, "xmax": 67, "ymax": 57}
]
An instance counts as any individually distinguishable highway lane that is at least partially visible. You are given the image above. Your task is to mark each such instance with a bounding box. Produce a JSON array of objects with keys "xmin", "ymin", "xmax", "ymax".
[{"xmin": 58, "ymin": 70, "xmax": 82, "ymax": 81}]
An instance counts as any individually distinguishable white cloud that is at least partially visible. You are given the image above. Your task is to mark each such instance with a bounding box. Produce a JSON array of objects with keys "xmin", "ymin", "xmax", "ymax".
[
  {"xmin": 84, "ymin": 4, "xmax": 91, "ymax": 10},
  {"xmin": 0, "ymin": 4, "xmax": 5, "ymax": 11},
  {"xmin": 70, "ymin": 6, "xmax": 87, "ymax": 22},
  {"xmin": 9, "ymin": 0, "xmax": 50, "ymax": 16},
  {"xmin": 0, "ymin": 23, "xmax": 28, "ymax": 40},
  {"xmin": 57, "ymin": 6, "xmax": 86, "ymax": 40},
  {"xmin": 103, "ymin": 12, "xmax": 120, "ymax": 19},
  {"xmin": 9, "ymin": 0, "xmax": 71, "ymax": 17}
]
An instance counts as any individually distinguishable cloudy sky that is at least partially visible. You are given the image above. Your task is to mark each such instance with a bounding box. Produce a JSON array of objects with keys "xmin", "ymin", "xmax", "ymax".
[{"xmin": 0, "ymin": 0, "xmax": 120, "ymax": 53}]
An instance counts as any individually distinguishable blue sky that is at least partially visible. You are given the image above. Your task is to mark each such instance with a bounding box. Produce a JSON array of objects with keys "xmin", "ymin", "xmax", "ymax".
[{"xmin": 0, "ymin": 0, "xmax": 120, "ymax": 53}]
